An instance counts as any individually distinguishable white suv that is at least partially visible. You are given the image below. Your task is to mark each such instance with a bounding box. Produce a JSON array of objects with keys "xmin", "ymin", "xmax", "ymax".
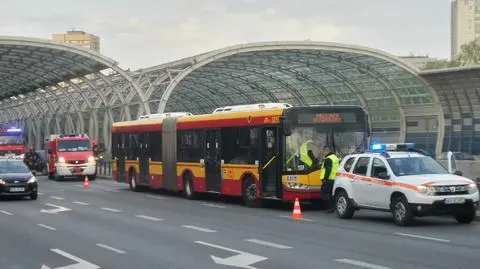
[{"xmin": 333, "ymin": 143, "xmax": 479, "ymax": 226}]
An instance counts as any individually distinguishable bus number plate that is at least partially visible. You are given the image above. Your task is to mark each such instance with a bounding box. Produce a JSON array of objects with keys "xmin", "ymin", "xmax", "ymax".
[{"xmin": 286, "ymin": 176, "xmax": 297, "ymax": 181}]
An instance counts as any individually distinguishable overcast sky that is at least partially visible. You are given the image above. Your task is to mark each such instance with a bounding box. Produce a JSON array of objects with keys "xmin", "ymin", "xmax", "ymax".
[{"xmin": 0, "ymin": 0, "xmax": 452, "ymax": 70}]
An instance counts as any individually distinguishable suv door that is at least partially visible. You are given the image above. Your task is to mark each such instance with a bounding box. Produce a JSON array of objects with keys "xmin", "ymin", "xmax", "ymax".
[
  {"xmin": 366, "ymin": 157, "xmax": 391, "ymax": 209},
  {"xmin": 350, "ymin": 156, "xmax": 371, "ymax": 206}
]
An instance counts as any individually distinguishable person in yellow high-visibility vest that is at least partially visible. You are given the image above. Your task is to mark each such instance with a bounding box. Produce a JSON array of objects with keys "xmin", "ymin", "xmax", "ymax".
[
  {"xmin": 319, "ymin": 145, "xmax": 340, "ymax": 213},
  {"xmin": 298, "ymin": 135, "xmax": 324, "ymax": 169}
]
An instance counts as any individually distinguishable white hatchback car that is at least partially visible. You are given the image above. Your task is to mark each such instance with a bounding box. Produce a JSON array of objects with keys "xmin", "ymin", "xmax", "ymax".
[{"xmin": 333, "ymin": 143, "xmax": 479, "ymax": 226}]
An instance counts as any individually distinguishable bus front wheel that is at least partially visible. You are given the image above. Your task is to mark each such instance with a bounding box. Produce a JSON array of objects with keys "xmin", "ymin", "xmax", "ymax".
[{"xmin": 242, "ymin": 177, "xmax": 262, "ymax": 208}]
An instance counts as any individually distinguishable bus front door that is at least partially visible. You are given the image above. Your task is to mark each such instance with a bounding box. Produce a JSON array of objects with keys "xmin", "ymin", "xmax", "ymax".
[
  {"xmin": 261, "ymin": 127, "xmax": 280, "ymax": 198},
  {"xmin": 139, "ymin": 133, "xmax": 150, "ymax": 185},
  {"xmin": 117, "ymin": 134, "xmax": 126, "ymax": 183},
  {"xmin": 205, "ymin": 129, "xmax": 222, "ymax": 192}
]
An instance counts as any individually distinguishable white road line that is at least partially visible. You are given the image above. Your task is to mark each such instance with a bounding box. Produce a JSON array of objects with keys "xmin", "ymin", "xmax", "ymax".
[
  {"xmin": 100, "ymin": 207, "xmax": 122, "ymax": 213},
  {"xmin": 202, "ymin": 203, "xmax": 227, "ymax": 209},
  {"xmin": 96, "ymin": 243, "xmax": 126, "ymax": 254},
  {"xmin": 74, "ymin": 184, "xmax": 83, "ymax": 188},
  {"xmin": 280, "ymin": 215, "xmax": 315, "ymax": 222},
  {"xmin": 245, "ymin": 239, "xmax": 292, "ymax": 249},
  {"xmin": 394, "ymin": 232, "xmax": 450, "ymax": 243},
  {"xmin": 38, "ymin": 192, "xmax": 44, "ymax": 195},
  {"xmin": 38, "ymin": 224, "xmax": 57, "ymax": 231},
  {"xmin": 182, "ymin": 225, "xmax": 217, "ymax": 233},
  {"xmin": 105, "ymin": 189, "xmax": 120, "ymax": 193},
  {"xmin": 335, "ymin": 259, "xmax": 392, "ymax": 269},
  {"xmin": 147, "ymin": 195, "xmax": 165, "ymax": 200},
  {"xmin": 135, "ymin": 215, "xmax": 163, "ymax": 221},
  {"xmin": 49, "ymin": 196, "xmax": 64, "ymax": 200},
  {"xmin": 72, "ymin": 201, "xmax": 90, "ymax": 206},
  {"xmin": 0, "ymin": 210, "xmax": 12, "ymax": 216}
]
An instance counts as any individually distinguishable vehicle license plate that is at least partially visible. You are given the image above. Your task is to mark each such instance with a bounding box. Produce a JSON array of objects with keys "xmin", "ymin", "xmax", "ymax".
[
  {"xmin": 10, "ymin": 187, "xmax": 25, "ymax": 192},
  {"xmin": 445, "ymin": 197, "xmax": 465, "ymax": 204}
]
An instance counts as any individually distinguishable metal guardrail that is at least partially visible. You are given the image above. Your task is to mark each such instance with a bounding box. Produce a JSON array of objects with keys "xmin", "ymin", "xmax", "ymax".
[{"xmin": 96, "ymin": 160, "xmax": 112, "ymax": 177}]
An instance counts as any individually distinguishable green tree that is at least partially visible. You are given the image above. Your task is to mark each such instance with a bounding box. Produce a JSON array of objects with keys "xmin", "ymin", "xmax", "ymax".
[
  {"xmin": 422, "ymin": 59, "xmax": 459, "ymax": 70},
  {"xmin": 456, "ymin": 40, "xmax": 480, "ymax": 66}
]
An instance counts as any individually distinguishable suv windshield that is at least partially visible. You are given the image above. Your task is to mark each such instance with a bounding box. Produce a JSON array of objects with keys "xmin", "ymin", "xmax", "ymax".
[
  {"xmin": 387, "ymin": 157, "xmax": 447, "ymax": 176},
  {"xmin": 0, "ymin": 161, "xmax": 30, "ymax": 173},
  {"xmin": 58, "ymin": 140, "xmax": 91, "ymax": 152}
]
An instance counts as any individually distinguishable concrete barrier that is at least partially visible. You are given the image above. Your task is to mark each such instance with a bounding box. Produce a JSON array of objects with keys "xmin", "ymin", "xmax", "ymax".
[{"xmin": 438, "ymin": 160, "xmax": 480, "ymax": 181}]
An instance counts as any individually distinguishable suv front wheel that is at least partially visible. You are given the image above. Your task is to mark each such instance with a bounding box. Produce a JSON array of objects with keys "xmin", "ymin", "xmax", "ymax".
[
  {"xmin": 335, "ymin": 190, "xmax": 355, "ymax": 219},
  {"xmin": 391, "ymin": 195, "xmax": 414, "ymax": 226}
]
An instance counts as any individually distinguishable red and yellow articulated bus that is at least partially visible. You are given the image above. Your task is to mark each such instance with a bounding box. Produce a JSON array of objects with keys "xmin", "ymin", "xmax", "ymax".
[{"xmin": 111, "ymin": 103, "xmax": 369, "ymax": 207}]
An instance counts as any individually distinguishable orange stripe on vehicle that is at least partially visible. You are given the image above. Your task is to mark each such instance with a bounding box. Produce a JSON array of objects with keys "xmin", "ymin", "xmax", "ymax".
[{"xmin": 337, "ymin": 172, "xmax": 419, "ymax": 192}]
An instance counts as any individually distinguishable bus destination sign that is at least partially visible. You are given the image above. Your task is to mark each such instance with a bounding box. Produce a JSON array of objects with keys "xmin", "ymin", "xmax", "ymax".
[{"xmin": 297, "ymin": 112, "xmax": 357, "ymax": 124}]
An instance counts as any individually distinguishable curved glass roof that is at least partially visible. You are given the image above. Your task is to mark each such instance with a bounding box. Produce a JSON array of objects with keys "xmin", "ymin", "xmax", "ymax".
[
  {"xmin": 0, "ymin": 36, "xmax": 117, "ymax": 99},
  {"xmin": 161, "ymin": 42, "xmax": 437, "ymax": 129}
]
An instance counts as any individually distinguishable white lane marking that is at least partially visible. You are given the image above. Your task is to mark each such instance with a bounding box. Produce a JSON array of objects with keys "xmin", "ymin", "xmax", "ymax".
[
  {"xmin": 96, "ymin": 243, "xmax": 127, "ymax": 254},
  {"xmin": 280, "ymin": 215, "xmax": 315, "ymax": 222},
  {"xmin": 42, "ymin": 248, "xmax": 100, "ymax": 269},
  {"xmin": 335, "ymin": 259, "xmax": 392, "ymax": 269},
  {"xmin": 74, "ymin": 184, "xmax": 83, "ymax": 188},
  {"xmin": 394, "ymin": 232, "xmax": 450, "ymax": 243},
  {"xmin": 100, "ymin": 207, "xmax": 122, "ymax": 213},
  {"xmin": 195, "ymin": 241, "xmax": 268, "ymax": 268},
  {"xmin": 73, "ymin": 201, "xmax": 90, "ymax": 206},
  {"xmin": 147, "ymin": 195, "xmax": 165, "ymax": 200},
  {"xmin": 38, "ymin": 224, "xmax": 57, "ymax": 231},
  {"xmin": 105, "ymin": 189, "xmax": 120, "ymax": 192},
  {"xmin": 49, "ymin": 196, "xmax": 64, "ymax": 200},
  {"xmin": 202, "ymin": 203, "xmax": 227, "ymax": 209},
  {"xmin": 40, "ymin": 203, "xmax": 71, "ymax": 214},
  {"xmin": 245, "ymin": 238, "xmax": 292, "ymax": 249},
  {"xmin": 0, "ymin": 210, "xmax": 12, "ymax": 216},
  {"xmin": 38, "ymin": 192, "xmax": 44, "ymax": 195},
  {"xmin": 135, "ymin": 214, "xmax": 163, "ymax": 221},
  {"xmin": 182, "ymin": 225, "xmax": 217, "ymax": 233}
]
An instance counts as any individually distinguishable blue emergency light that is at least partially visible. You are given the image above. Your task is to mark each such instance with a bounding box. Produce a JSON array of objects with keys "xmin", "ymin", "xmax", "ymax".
[
  {"xmin": 370, "ymin": 143, "xmax": 416, "ymax": 151},
  {"xmin": 6, "ymin": 127, "xmax": 22, "ymax": 133}
]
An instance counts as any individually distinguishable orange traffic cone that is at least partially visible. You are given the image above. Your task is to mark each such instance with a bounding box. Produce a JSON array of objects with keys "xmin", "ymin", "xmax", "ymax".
[
  {"xmin": 291, "ymin": 197, "xmax": 304, "ymax": 219},
  {"xmin": 84, "ymin": 176, "xmax": 90, "ymax": 189}
]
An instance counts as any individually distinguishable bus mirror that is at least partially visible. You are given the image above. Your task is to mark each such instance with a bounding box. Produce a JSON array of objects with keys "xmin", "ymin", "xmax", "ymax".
[{"xmin": 281, "ymin": 118, "xmax": 292, "ymax": 136}]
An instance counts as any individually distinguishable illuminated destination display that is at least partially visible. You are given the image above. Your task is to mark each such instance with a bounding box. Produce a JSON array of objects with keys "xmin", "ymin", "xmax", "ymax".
[{"xmin": 297, "ymin": 112, "xmax": 358, "ymax": 124}]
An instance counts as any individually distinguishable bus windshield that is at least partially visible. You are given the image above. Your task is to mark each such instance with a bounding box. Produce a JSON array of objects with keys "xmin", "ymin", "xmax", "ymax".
[
  {"xmin": 285, "ymin": 126, "xmax": 366, "ymax": 172},
  {"xmin": 0, "ymin": 135, "xmax": 25, "ymax": 145},
  {"xmin": 284, "ymin": 108, "xmax": 368, "ymax": 172}
]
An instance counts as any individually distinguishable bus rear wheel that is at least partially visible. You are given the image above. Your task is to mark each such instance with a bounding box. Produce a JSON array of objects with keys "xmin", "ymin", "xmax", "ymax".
[
  {"xmin": 129, "ymin": 171, "xmax": 139, "ymax": 192},
  {"xmin": 242, "ymin": 177, "xmax": 261, "ymax": 208},
  {"xmin": 182, "ymin": 172, "xmax": 196, "ymax": 200}
]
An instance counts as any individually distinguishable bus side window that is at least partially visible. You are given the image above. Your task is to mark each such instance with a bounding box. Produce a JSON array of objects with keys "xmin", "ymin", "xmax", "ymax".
[{"xmin": 148, "ymin": 131, "xmax": 162, "ymax": 161}]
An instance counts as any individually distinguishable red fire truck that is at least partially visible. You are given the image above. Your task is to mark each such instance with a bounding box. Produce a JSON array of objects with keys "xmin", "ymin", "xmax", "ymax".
[
  {"xmin": 0, "ymin": 127, "xmax": 26, "ymax": 158},
  {"xmin": 45, "ymin": 134, "xmax": 96, "ymax": 181}
]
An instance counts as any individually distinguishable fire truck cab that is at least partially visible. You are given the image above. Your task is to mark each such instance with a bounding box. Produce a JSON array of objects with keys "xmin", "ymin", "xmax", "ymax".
[{"xmin": 45, "ymin": 134, "xmax": 96, "ymax": 181}]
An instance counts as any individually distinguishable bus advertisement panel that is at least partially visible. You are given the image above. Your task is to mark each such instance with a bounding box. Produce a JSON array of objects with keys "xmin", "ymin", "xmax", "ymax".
[{"xmin": 111, "ymin": 104, "xmax": 369, "ymax": 207}]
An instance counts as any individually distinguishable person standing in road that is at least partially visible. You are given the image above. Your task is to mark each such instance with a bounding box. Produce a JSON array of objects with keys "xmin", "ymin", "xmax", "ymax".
[{"xmin": 320, "ymin": 145, "xmax": 340, "ymax": 213}]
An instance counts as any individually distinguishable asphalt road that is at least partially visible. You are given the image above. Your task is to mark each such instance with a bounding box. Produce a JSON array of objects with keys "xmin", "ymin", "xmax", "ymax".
[{"xmin": 0, "ymin": 176, "xmax": 479, "ymax": 269}]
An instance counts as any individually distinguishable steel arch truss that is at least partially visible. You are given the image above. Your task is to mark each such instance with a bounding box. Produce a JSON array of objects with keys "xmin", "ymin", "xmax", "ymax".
[
  {"xmin": 142, "ymin": 41, "xmax": 443, "ymax": 154},
  {"xmin": 0, "ymin": 36, "xmax": 150, "ymax": 152}
]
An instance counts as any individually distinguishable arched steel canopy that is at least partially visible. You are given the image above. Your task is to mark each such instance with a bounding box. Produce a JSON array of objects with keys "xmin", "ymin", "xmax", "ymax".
[
  {"xmin": 0, "ymin": 36, "xmax": 117, "ymax": 98},
  {"xmin": 420, "ymin": 66, "xmax": 480, "ymax": 154},
  {"xmin": 0, "ymin": 36, "xmax": 150, "ymax": 125},
  {"xmin": 155, "ymin": 41, "xmax": 442, "ymax": 145}
]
